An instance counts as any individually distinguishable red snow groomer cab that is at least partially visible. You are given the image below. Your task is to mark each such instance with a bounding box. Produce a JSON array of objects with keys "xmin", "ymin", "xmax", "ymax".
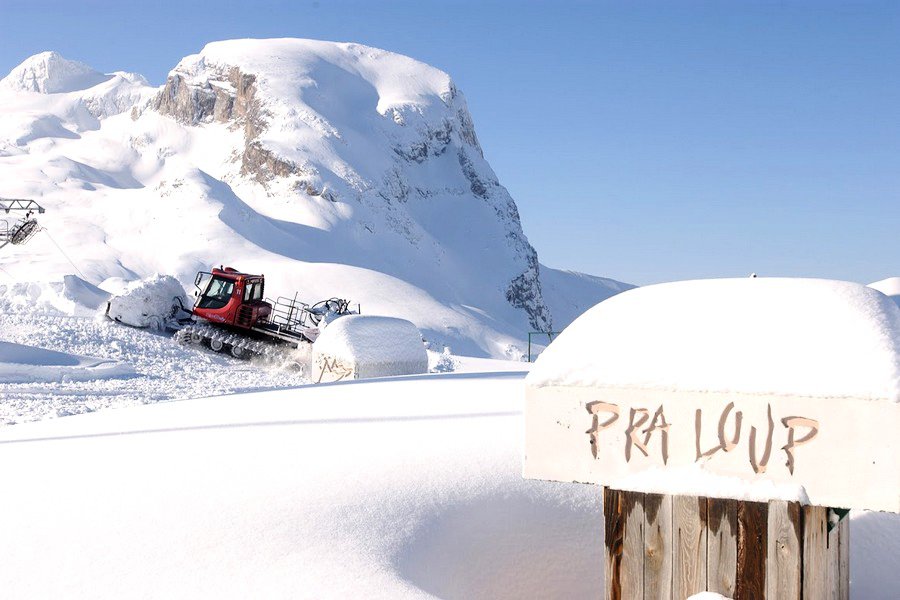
[
  {"xmin": 181, "ymin": 266, "xmax": 354, "ymax": 359},
  {"xmin": 192, "ymin": 267, "xmax": 272, "ymax": 329}
]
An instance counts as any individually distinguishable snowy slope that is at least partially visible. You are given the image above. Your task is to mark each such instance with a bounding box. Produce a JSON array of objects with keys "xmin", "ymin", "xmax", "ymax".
[
  {"xmin": 0, "ymin": 373, "xmax": 896, "ymax": 598},
  {"xmin": 0, "ymin": 40, "xmax": 624, "ymax": 358},
  {"xmin": 539, "ymin": 265, "xmax": 635, "ymax": 331}
]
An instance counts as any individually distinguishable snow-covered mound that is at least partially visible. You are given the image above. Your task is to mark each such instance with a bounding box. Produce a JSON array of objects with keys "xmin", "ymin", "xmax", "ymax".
[
  {"xmin": 528, "ymin": 277, "xmax": 900, "ymax": 401},
  {"xmin": 61, "ymin": 274, "xmax": 110, "ymax": 310},
  {"xmin": 870, "ymin": 277, "xmax": 900, "ymax": 308},
  {"xmin": 105, "ymin": 274, "xmax": 187, "ymax": 329},
  {"xmin": 312, "ymin": 314, "xmax": 427, "ymax": 381},
  {"xmin": 0, "ymin": 51, "xmax": 111, "ymax": 94},
  {"xmin": 0, "ymin": 40, "xmax": 627, "ymax": 359},
  {"xmin": 0, "ymin": 340, "xmax": 134, "ymax": 384},
  {"xmin": 0, "ymin": 276, "xmax": 110, "ymax": 317}
]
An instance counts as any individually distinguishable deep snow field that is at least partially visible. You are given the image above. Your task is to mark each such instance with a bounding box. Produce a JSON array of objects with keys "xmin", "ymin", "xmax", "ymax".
[{"xmin": 0, "ymin": 373, "xmax": 603, "ymax": 599}]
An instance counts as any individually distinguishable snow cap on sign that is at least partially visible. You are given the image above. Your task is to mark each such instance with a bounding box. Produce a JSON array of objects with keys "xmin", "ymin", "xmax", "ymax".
[{"xmin": 526, "ymin": 278, "xmax": 900, "ymax": 401}]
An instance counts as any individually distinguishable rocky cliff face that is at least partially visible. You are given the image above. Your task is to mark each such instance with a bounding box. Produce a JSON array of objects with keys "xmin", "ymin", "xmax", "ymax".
[
  {"xmin": 151, "ymin": 64, "xmax": 307, "ymax": 184},
  {"xmin": 149, "ymin": 39, "xmax": 552, "ymax": 330}
]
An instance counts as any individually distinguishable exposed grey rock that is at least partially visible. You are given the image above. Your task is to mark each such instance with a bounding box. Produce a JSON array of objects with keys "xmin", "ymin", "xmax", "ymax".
[
  {"xmin": 506, "ymin": 249, "xmax": 552, "ymax": 332},
  {"xmin": 153, "ymin": 66, "xmax": 306, "ymax": 183}
]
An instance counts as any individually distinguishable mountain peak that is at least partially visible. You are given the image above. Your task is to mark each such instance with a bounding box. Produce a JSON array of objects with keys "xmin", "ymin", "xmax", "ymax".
[
  {"xmin": 1, "ymin": 51, "xmax": 111, "ymax": 94},
  {"xmin": 171, "ymin": 38, "xmax": 456, "ymax": 115}
]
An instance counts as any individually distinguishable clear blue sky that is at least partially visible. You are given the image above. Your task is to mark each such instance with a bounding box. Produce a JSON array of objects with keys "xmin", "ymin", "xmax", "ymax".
[{"xmin": 1, "ymin": 0, "xmax": 897, "ymax": 285}]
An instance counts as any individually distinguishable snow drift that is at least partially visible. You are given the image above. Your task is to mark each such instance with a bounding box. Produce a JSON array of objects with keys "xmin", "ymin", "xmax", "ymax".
[
  {"xmin": 0, "ymin": 374, "xmax": 605, "ymax": 598},
  {"xmin": 0, "ymin": 340, "xmax": 135, "ymax": 384},
  {"xmin": 0, "ymin": 276, "xmax": 109, "ymax": 317}
]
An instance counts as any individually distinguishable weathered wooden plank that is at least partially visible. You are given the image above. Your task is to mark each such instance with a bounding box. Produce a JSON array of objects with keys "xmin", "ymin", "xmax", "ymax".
[
  {"xmin": 766, "ymin": 500, "xmax": 801, "ymax": 599},
  {"xmin": 825, "ymin": 510, "xmax": 841, "ymax": 600},
  {"xmin": 735, "ymin": 501, "xmax": 767, "ymax": 600},
  {"xmin": 823, "ymin": 509, "xmax": 851, "ymax": 600},
  {"xmin": 837, "ymin": 513, "xmax": 849, "ymax": 600},
  {"xmin": 674, "ymin": 495, "xmax": 707, "ymax": 599},
  {"xmin": 802, "ymin": 505, "xmax": 828, "ymax": 600},
  {"xmin": 643, "ymin": 493, "xmax": 672, "ymax": 600},
  {"xmin": 603, "ymin": 488, "xmax": 646, "ymax": 600},
  {"xmin": 603, "ymin": 487, "xmax": 624, "ymax": 600},
  {"xmin": 707, "ymin": 497, "xmax": 737, "ymax": 597},
  {"xmin": 621, "ymin": 491, "xmax": 645, "ymax": 599}
]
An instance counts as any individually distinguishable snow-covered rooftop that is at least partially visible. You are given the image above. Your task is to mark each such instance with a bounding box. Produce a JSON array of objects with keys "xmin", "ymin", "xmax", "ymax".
[{"xmin": 527, "ymin": 277, "xmax": 900, "ymax": 401}]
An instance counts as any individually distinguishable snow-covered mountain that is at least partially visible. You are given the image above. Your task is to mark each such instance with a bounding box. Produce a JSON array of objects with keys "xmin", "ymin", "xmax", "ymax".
[
  {"xmin": 0, "ymin": 51, "xmax": 111, "ymax": 94},
  {"xmin": 0, "ymin": 39, "xmax": 627, "ymax": 357}
]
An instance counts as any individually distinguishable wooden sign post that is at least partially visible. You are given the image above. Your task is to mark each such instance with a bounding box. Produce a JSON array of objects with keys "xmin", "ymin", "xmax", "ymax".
[
  {"xmin": 600, "ymin": 489, "xmax": 848, "ymax": 599},
  {"xmin": 522, "ymin": 278, "xmax": 900, "ymax": 600}
]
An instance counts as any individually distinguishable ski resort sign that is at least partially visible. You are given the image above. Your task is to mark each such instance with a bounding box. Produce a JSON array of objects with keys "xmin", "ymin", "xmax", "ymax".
[
  {"xmin": 525, "ymin": 385, "xmax": 899, "ymax": 512},
  {"xmin": 523, "ymin": 278, "xmax": 900, "ymax": 513}
]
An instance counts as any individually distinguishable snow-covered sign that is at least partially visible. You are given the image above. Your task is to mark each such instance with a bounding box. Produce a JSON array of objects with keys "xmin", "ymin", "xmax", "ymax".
[
  {"xmin": 312, "ymin": 315, "xmax": 427, "ymax": 383},
  {"xmin": 524, "ymin": 278, "xmax": 900, "ymax": 513}
]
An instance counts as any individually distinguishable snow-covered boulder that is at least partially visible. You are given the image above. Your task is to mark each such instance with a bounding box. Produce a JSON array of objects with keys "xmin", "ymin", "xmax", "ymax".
[
  {"xmin": 312, "ymin": 315, "xmax": 427, "ymax": 383},
  {"xmin": 105, "ymin": 274, "xmax": 188, "ymax": 329}
]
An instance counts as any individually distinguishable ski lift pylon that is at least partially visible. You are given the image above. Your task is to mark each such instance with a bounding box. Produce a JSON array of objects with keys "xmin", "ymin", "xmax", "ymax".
[{"xmin": 0, "ymin": 198, "xmax": 45, "ymax": 251}]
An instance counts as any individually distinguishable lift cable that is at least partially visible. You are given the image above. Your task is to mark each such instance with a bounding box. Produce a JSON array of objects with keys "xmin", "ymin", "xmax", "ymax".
[{"xmin": 41, "ymin": 228, "xmax": 87, "ymax": 280}]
